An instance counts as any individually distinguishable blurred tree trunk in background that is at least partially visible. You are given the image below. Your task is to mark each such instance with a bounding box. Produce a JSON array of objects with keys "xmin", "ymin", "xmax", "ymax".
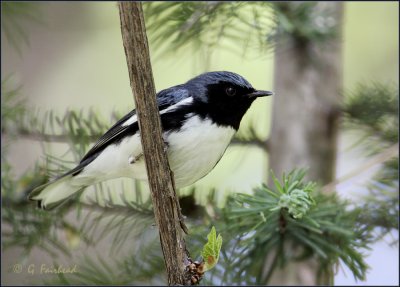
[{"xmin": 265, "ymin": 2, "xmax": 344, "ymax": 285}]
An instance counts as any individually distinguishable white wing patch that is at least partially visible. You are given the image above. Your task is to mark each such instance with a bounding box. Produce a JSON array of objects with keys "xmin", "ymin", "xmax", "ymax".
[
  {"xmin": 121, "ymin": 97, "xmax": 194, "ymax": 128},
  {"xmin": 161, "ymin": 97, "xmax": 193, "ymax": 114},
  {"xmin": 122, "ymin": 114, "xmax": 138, "ymax": 127}
]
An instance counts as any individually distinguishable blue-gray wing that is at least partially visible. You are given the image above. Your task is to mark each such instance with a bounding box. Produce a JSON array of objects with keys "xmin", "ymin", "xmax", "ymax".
[
  {"xmin": 77, "ymin": 85, "xmax": 189, "ymax": 165},
  {"xmin": 156, "ymin": 85, "xmax": 188, "ymax": 110}
]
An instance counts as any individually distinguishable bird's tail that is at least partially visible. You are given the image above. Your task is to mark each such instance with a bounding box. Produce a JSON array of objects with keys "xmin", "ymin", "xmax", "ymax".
[{"xmin": 28, "ymin": 175, "xmax": 85, "ymax": 210}]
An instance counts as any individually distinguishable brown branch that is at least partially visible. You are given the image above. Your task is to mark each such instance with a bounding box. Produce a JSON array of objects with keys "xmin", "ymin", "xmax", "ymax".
[
  {"xmin": 118, "ymin": 2, "xmax": 190, "ymax": 285},
  {"xmin": 79, "ymin": 200, "xmax": 153, "ymax": 218},
  {"xmin": 2, "ymin": 129, "xmax": 100, "ymax": 143},
  {"xmin": 230, "ymin": 136, "xmax": 270, "ymax": 152}
]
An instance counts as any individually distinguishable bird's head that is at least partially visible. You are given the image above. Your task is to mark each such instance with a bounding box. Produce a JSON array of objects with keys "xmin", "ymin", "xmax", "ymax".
[{"xmin": 184, "ymin": 71, "xmax": 273, "ymax": 129}]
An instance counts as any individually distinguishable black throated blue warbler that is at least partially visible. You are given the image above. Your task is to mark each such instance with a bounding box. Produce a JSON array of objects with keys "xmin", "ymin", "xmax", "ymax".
[{"xmin": 29, "ymin": 71, "xmax": 273, "ymax": 209}]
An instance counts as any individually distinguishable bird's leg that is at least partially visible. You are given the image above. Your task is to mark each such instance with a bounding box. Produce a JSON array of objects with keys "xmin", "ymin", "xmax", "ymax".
[
  {"xmin": 163, "ymin": 139, "xmax": 169, "ymax": 153},
  {"xmin": 129, "ymin": 141, "xmax": 168, "ymax": 165},
  {"xmin": 128, "ymin": 153, "xmax": 143, "ymax": 164}
]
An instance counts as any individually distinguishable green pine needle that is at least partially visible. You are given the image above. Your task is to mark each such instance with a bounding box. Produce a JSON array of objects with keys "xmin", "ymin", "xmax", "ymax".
[{"xmin": 223, "ymin": 169, "xmax": 373, "ymax": 283}]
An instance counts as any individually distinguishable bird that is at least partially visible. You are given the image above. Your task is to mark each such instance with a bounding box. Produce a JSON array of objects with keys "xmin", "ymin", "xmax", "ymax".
[{"xmin": 28, "ymin": 71, "xmax": 273, "ymax": 210}]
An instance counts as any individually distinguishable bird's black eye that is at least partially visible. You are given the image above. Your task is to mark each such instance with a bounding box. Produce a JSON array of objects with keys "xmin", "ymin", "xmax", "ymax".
[{"xmin": 225, "ymin": 86, "xmax": 236, "ymax": 96}]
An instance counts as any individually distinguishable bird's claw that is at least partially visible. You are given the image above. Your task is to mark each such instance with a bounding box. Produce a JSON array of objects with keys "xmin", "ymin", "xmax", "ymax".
[{"xmin": 128, "ymin": 153, "xmax": 143, "ymax": 164}]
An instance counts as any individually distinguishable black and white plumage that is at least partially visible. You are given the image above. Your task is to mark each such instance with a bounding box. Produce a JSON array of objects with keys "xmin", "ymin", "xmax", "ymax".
[{"xmin": 29, "ymin": 71, "xmax": 272, "ymax": 210}]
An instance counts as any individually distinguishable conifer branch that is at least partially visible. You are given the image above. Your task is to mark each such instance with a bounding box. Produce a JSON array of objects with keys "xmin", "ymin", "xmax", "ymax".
[{"xmin": 322, "ymin": 143, "xmax": 399, "ymax": 193}]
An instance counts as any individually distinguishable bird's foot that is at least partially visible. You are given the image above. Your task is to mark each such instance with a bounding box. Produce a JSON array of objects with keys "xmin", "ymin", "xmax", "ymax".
[{"xmin": 128, "ymin": 153, "xmax": 143, "ymax": 164}]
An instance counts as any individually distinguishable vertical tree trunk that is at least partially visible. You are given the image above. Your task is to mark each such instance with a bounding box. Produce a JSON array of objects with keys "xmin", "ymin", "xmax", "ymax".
[
  {"xmin": 118, "ymin": 3, "xmax": 190, "ymax": 285},
  {"xmin": 265, "ymin": 2, "xmax": 344, "ymax": 285}
]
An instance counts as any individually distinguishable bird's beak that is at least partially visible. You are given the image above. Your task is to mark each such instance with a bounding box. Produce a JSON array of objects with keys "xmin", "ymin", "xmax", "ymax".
[{"xmin": 247, "ymin": 90, "xmax": 273, "ymax": 98}]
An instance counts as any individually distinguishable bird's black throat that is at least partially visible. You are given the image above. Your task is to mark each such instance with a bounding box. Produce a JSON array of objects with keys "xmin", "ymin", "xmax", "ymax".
[
  {"xmin": 200, "ymin": 82, "xmax": 257, "ymax": 130},
  {"xmin": 162, "ymin": 97, "xmax": 255, "ymax": 132}
]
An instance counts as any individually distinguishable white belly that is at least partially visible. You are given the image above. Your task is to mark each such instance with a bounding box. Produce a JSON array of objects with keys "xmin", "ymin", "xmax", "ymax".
[
  {"xmin": 167, "ymin": 115, "xmax": 236, "ymax": 187},
  {"xmin": 76, "ymin": 115, "xmax": 235, "ymax": 188}
]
